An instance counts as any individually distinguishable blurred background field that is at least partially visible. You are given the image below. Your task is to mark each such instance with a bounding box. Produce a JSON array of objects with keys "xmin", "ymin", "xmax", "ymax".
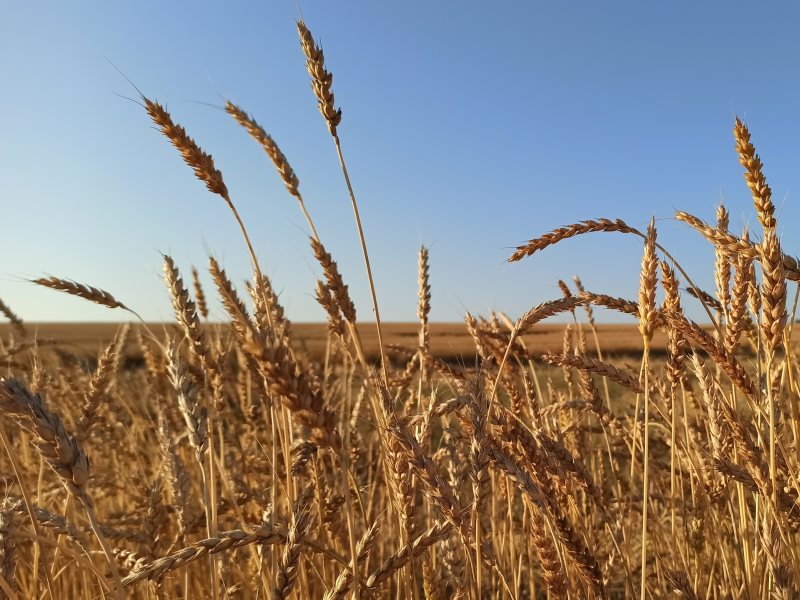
[
  {"xmin": 1, "ymin": 322, "xmax": 678, "ymax": 365},
  {"xmin": 5, "ymin": 321, "xmax": 799, "ymax": 366}
]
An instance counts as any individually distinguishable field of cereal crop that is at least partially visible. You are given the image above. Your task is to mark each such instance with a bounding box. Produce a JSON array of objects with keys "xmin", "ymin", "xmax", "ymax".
[{"xmin": 2, "ymin": 12, "xmax": 800, "ymax": 600}]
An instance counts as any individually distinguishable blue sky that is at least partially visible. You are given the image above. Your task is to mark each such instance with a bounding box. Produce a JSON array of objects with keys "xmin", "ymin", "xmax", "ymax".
[{"xmin": 2, "ymin": 2, "xmax": 798, "ymax": 324}]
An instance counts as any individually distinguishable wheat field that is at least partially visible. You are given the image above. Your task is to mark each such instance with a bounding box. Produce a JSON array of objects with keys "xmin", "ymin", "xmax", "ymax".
[{"xmin": 1, "ymin": 18, "xmax": 800, "ymax": 600}]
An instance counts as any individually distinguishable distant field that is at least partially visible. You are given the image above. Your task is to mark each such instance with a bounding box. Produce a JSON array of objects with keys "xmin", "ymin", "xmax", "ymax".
[{"xmin": 1, "ymin": 321, "xmax": 678, "ymax": 364}]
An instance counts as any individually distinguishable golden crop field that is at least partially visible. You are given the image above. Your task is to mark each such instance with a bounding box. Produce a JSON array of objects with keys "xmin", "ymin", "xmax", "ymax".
[{"xmin": 2, "ymin": 16, "xmax": 800, "ymax": 600}]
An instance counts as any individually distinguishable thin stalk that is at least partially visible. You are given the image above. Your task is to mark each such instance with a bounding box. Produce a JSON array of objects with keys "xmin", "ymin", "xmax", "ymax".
[
  {"xmin": 333, "ymin": 136, "xmax": 389, "ymax": 385},
  {"xmin": 670, "ymin": 383, "xmax": 677, "ymax": 538},
  {"xmin": 197, "ymin": 434, "xmax": 217, "ymax": 600},
  {"xmin": 640, "ymin": 341, "xmax": 651, "ymax": 600},
  {"xmin": 0, "ymin": 423, "xmax": 56, "ymax": 599},
  {"xmin": 82, "ymin": 504, "xmax": 125, "ymax": 600},
  {"xmin": 767, "ymin": 352, "xmax": 777, "ymax": 507},
  {"xmin": 222, "ymin": 193, "xmax": 262, "ymax": 281}
]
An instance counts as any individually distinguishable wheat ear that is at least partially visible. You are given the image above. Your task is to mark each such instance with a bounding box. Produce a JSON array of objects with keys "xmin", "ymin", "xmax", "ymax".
[
  {"xmin": 714, "ymin": 204, "xmax": 732, "ymax": 314},
  {"xmin": 541, "ymin": 353, "xmax": 644, "ymax": 393},
  {"xmin": 0, "ymin": 299, "xmax": 25, "ymax": 339},
  {"xmin": 323, "ymin": 518, "xmax": 381, "ymax": 600},
  {"xmin": 32, "ymin": 276, "xmax": 131, "ymax": 312},
  {"xmin": 76, "ymin": 325, "xmax": 127, "ymax": 442},
  {"xmin": 675, "ymin": 210, "xmax": 800, "ymax": 282},
  {"xmin": 297, "ymin": 21, "xmax": 342, "ymax": 136},
  {"xmin": 418, "ymin": 245, "xmax": 432, "ymax": 360},
  {"xmin": 272, "ymin": 485, "xmax": 315, "ymax": 599},
  {"xmin": 225, "ymin": 101, "xmax": 321, "ymax": 242},
  {"xmin": 734, "ymin": 117, "xmax": 776, "ymax": 230},
  {"xmin": 298, "ymin": 19, "xmax": 389, "ymax": 383},
  {"xmin": 163, "ymin": 255, "xmax": 224, "ymax": 405},
  {"xmin": 191, "ymin": 267, "xmax": 210, "ymax": 319},
  {"xmin": 122, "ymin": 527, "xmax": 285, "ymax": 587},
  {"xmin": 508, "ymin": 218, "xmax": 636, "ymax": 262},
  {"xmin": 0, "ymin": 379, "xmax": 123, "ymax": 598},
  {"xmin": 144, "ymin": 97, "xmax": 263, "ymax": 282},
  {"xmin": 0, "ymin": 500, "xmax": 16, "ymax": 598}
]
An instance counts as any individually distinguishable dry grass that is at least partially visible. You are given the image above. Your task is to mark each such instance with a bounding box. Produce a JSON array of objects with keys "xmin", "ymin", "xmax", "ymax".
[{"xmin": 1, "ymin": 18, "xmax": 800, "ymax": 600}]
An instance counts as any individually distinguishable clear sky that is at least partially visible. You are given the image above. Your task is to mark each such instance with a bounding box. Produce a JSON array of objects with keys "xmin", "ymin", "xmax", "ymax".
[{"xmin": 2, "ymin": 2, "xmax": 798, "ymax": 324}]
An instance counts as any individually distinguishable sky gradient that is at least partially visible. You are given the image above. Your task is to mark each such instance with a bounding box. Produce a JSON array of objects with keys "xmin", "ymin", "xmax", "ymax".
[{"xmin": 2, "ymin": 2, "xmax": 799, "ymax": 324}]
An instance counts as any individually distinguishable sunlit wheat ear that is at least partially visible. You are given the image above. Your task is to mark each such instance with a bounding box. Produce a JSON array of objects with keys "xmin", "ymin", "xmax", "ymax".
[
  {"xmin": 662, "ymin": 311, "xmax": 757, "ymax": 400},
  {"xmin": 272, "ymin": 485, "xmax": 315, "ymax": 600},
  {"xmin": 315, "ymin": 280, "xmax": 346, "ymax": 337},
  {"xmin": 249, "ymin": 272, "xmax": 291, "ymax": 338},
  {"xmin": 677, "ymin": 179, "xmax": 798, "ymax": 281},
  {"xmin": 163, "ymin": 256, "xmax": 206, "ymax": 355},
  {"xmin": 572, "ymin": 275, "xmax": 596, "ymax": 326},
  {"xmin": 165, "ymin": 342, "xmax": 208, "ymax": 462},
  {"xmin": 714, "ymin": 204, "xmax": 731, "ymax": 311},
  {"xmin": 725, "ymin": 249, "xmax": 751, "ymax": 354},
  {"xmin": 417, "ymin": 245, "xmax": 431, "ymax": 355},
  {"xmin": 297, "ymin": 20, "xmax": 342, "ymax": 136},
  {"xmin": 226, "ymin": 101, "xmax": 321, "ymax": 242},
  {"xmin": 310, "ymin": 237, "xmax": 356, "ymax": 323},
  {"xmin": 0, "ymin": 378, "xmax": 124, "ymax": 596},
  {"xmin": 0, "ymin": 379, "xmax": 90, "ymax": 502},
  {"xmin": 540, "ymin": 353, "xmax": 644, "ymax": 393},
  {"xmin": 530, "ymin": 508, "xmax": 568, "ymax": 597},
  {"xmin": 660, "ymin": 261, "xmax": 689, "ymax": 403},
  {"xmin": 675, "ymin": 211, "xmax": 758, "ymax": 257},
  {"xmin": 324, "ymin": 518, "xmax": 381, "ymax": 600},
  {"xmin": 579, "ymin": 291, "xmax": 640, "ymax": 318},
  {"xmin": 242, "ymin": 330, "xmax": 340, "ymax": 448},
  {"xmin": 761, "ymin": 226, "xmax": 786, "ymax": 508},
  {"xmin": 760, "ymin": 228, "xmax": 786, "ymax": 358},
  {"xmin": 514, "ymin": 297, "xmax": 583, "ymax": 337},
  {"xmin": 191, "ymin": 267, "xmax": 209, "ymax": 319},
  {"xmin": 225, "ymin": 101, "xmax": 300, "ymax": 198},
  {"xmin": 365, "ymin": 521, "xmax": 453, "ymax": 591},
  {"xmin": 734, "ymin": 117, "xmax": 776, "ymax": 230},
  {"xmin": 557, "ymin": 279, "xmax": 573, "ymax": 300},
  {"xmin": 32, "ymin": 276, "xmax": 130, "ymax": 311},
  {"xmin": 122, "ymin": 528, "xmax": 285, "ymax": 587},
  {"xmin": 638, "ymin": 217, "xmax": 658, "ymax": 345},
  {"xmin": 208, "ymin": 256, "xmax": 252, "ymax": 342},
  {"xmin": 3, "ymin": 498, "xmax": 85, "ymax": 548},
  {"xmin": 157, "ymin": 416, "xmax": 190, "ymax": 541},
  {"xmin": 76, "ymin": 325, "xmax": 127, "ymax": 442},
  {"xmin": 144, "ymin": 97, "xmax": 263, "ymax": 286},
  {"xmin": 509, "ymin": 218, "xmax": 636, "ymax": 262},
  {"xmin": 162, "ymin": 255, "xmax": 224, "ymax": 405},
  {"xmin": 144, "ymin": 97, "xmax": 228, "ymax": 198},
  {"xmin": 491, "ymin": 417, "xmax": 604, "ymax": 593}
]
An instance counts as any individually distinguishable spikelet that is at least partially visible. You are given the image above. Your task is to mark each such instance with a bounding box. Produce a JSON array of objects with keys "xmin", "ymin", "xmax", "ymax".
[
  {"xmin": 226, "ymin": 101, "xmax": 300, "ymax": 198},
  {"xmin": 734, "ymin": 117, "xmax": 775, "ymax": 230},
  {"xmin": 144, "ymin": 98, "xmax": 228, "ymax": 199},
  {"xmin": 297, "ymin": 21, "xmax": 342, "ymax": 136},
  {"xmin": 638, "ymin": 217, "xmax": 658, "ymax": 345}
]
